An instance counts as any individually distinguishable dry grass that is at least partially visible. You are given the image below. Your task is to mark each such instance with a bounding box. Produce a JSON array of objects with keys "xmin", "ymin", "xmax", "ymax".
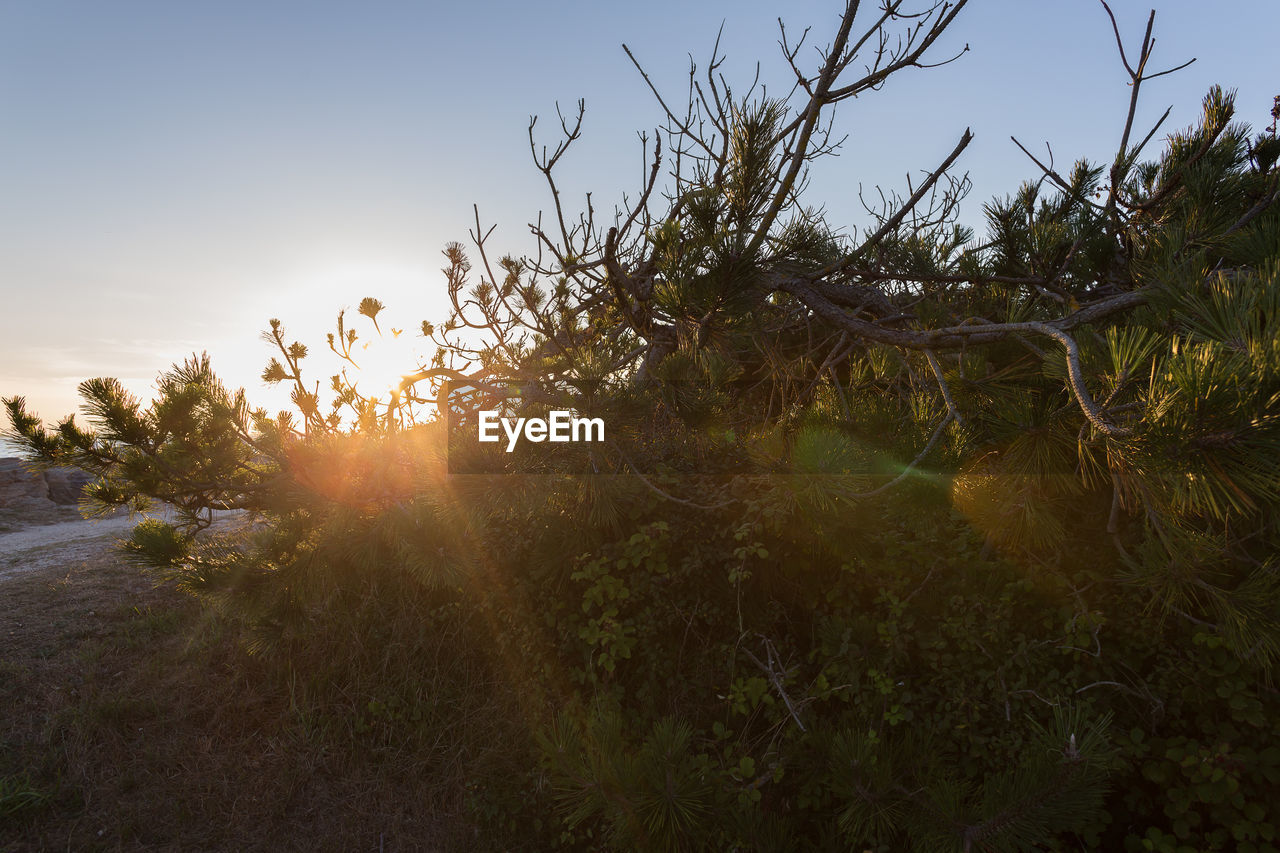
[{"xmin": 0, "ymin": 545, "xmax": 478, "ymax": 851}]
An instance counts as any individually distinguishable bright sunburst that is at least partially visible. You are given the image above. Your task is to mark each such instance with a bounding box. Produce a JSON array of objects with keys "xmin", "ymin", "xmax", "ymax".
[{"xmin": 351, "ymin": 326, "xmax": 426, "ymax": 399}]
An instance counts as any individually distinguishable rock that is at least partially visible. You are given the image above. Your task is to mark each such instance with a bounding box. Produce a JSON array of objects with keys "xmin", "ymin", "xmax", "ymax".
[
  {"xmin": 0, "ymin": 457, "xmax": 94, "ymax": 511},
  {"xmin": 44, "ymin": 467, "xmax": 94, "ymax": 505},
  {"xmin": 0, "ymin": 458, "xmax": 53, "ymax": 511}
]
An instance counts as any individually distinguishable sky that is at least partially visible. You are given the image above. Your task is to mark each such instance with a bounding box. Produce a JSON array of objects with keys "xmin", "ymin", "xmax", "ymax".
[{"xmin": 1, "ymin": 0, "xmax": 1277, "ymax": 441}]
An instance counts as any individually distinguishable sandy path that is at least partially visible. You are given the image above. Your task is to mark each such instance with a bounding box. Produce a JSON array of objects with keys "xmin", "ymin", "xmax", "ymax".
[
  {"xmin": 0, "ymin": 514, "xmax": 142, "ymax": 582},
  {"xmin": 0, "ymin": 514, "xmax": 140, "ymax": 555},
  {"xmin": 0, "ymin": 510, "xmax": 246, "ymax": 582}
]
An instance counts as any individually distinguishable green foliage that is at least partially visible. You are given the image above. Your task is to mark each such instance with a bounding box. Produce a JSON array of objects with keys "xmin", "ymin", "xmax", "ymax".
[
  {"xmin": 542, "ymin": 709, "xmax": 718, "ymax": 851},
  {"xmin": 120, "ymin": 519, "xmax": 192, "ymax": 567},
  {"xmin": 0, "ymin": 774, "xmax": 50, "ymax": 820},
  {"xmin": 5, "ymin": 2, "xmax": 1280, "ymax": 850}
]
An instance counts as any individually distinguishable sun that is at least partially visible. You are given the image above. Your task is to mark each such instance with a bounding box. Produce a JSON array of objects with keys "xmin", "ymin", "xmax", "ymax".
[
  {"xmin": 278, "ymin": 260, "xmax": 441, "ymax": 405},
  {"xmin": 351, "ymin": 327, "xmax": 428, "ymax": 400}
]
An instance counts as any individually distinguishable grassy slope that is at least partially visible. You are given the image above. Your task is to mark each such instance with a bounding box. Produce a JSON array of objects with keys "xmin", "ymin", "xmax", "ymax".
[{"xmin": 0, "ymin": 546, "xmax": 469, "ymax": 852}]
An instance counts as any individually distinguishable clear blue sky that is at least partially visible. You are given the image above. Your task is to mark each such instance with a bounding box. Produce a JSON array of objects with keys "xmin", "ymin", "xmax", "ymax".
[{"xmin": 2, "ymin": 0, "xmax": 1276, "ymax": 427}]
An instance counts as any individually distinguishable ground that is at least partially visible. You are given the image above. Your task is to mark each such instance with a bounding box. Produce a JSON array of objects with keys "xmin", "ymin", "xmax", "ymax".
[{"xmin": 0, "ymin": 515, "xmax": 465, "ymax": 852}]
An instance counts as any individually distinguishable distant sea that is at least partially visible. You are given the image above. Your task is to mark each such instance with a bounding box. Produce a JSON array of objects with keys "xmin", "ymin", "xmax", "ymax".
[{"xmin": 0, "ymin": 437, "xmax": 27, "ymax": 458}]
